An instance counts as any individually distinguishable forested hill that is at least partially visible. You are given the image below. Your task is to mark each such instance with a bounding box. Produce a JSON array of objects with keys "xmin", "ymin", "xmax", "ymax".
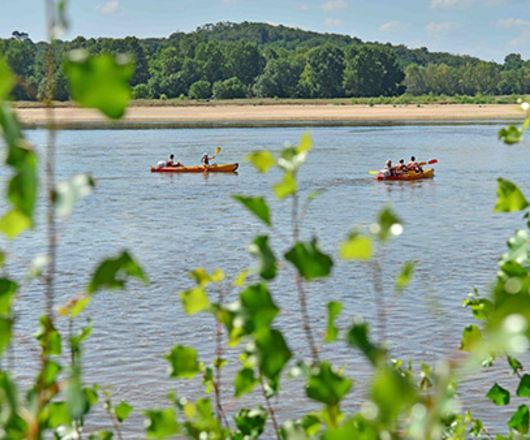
[
  {"xmin": 2, "ymin": 21, "xmax": 530, "ymax": 101},
  {"xmin": 189, "ymin": 22, "xmax": 482, "ymax": 68}
]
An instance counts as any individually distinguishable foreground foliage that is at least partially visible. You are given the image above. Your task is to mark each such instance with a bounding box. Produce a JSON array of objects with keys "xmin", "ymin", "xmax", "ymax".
[{"xmin": 2, "ymin": 3, "xmax": 530, "ymax": 439}]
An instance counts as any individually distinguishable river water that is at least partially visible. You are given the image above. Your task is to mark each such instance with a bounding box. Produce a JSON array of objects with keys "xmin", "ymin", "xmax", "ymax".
[{"xmin": 8, "ymin": 124, "xmax": 530, "ymax": 436}]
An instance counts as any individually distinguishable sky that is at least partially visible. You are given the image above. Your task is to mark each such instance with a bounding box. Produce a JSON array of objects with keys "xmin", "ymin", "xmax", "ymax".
[{"xmin": 1, "ymin": 0, "xmax": 530, "ymax": 62}]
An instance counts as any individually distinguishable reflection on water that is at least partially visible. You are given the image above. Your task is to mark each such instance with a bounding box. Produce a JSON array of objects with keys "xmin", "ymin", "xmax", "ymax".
[{"xmin": 8, "ymin": 125, "xmax": 530, "ymax": 436}]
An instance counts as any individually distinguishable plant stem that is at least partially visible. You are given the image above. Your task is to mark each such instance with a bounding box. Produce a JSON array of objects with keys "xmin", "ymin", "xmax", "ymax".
[
  {"xmin": 259, "ymin": 374, "xmax": 280, "ymax": 440},
  {"xmin": 372, "ymin": 258, "xmax": 386, "ymax": 343},
  {"xmin": 44, "ymin": 0, "xmax": 57, "ymax": 321},
  {"xmin": 213, "ymin": 286, "xmax": 230, "ymax": 429},
  {"xmin": 292, "ymin": 192, "xmax": 319, "ymax": 364}
]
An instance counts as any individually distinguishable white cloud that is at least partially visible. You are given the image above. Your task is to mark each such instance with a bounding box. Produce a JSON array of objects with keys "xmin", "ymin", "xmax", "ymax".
[
  {"xmin": 325, "ymin": 17, "xmax": 344, "ymax": 27},
  {"xmin": 379, "ymin": 21, "xmax": 408, "ymax": 33},
  {"xmin": 497, "ymin": 18, "xmax": 530, "ymax": 47},
  {"xmin": 322, "ymin": 0, "xmax": 348, "ymax": 12},
  {"xmin": 431, "ymin": 0, "xmax": 473, "ymax": 8},
  {"xmin": 497, "ymin": 18, "xmax": 530, "ymax": 28},
  {"xmin": 96, "ymin": 0, "xmax": 119, "ymax": 14},
  {"xmin": 432, "ymin": 0, "xmax": 528, "ymax": 7},
  {"xmin": 297, "ymin": 3, "xmax": 310, "ymax": 10},
  {"xmin": 426, "ymin": 21, "xmax": 456, "ymax": 35}
]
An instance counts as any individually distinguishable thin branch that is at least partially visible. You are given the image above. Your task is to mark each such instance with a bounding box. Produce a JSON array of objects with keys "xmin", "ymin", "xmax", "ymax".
[
  {"xmin": 259, "ymin": 375, "xmax": 280, "ymax": 440},
  {"xmin": 291, "ymin": 192, "xmax": 320, "ymax": 364},
  {"xmin": 44, "ymin": 0, "xmax": 57, "ymax": 321},
  {"xmin": 371, "ymin": 258, "xmax": 386, "ymax": 343},
  {"xmin": 213, "ymin": 286, "xmax": 230, "ymax": 430}
]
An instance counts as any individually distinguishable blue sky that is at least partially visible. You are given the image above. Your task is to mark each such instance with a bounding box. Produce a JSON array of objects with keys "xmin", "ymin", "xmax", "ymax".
[{"xmin": 1, "ymin": 0, "xmax": 529, "ymax": 61}]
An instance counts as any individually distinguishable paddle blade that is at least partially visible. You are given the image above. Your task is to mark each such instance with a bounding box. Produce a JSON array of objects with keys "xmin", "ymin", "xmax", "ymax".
[
  {"xmin": 215, "ymin": 146, "xmax": 222, "ymax": 155},
  {"xmin": 428, "ymin": 159, "xmax": 438, "ymax": 164},
  {"xmin": 369, "ymin": 170, "xmax": 380, "ymax": 175}
]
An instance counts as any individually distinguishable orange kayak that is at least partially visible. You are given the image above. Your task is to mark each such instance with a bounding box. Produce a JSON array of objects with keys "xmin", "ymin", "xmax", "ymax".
[
  {"xmin": 376, "ymin": 168, "xmax": 434, "ymax": 181},
  {"xmin": 151, "ymin": 163, "xmax": 239, "ymax": 173}
]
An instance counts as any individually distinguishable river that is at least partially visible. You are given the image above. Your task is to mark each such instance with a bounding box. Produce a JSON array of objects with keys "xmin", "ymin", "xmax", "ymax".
[{"xmin": 9, "ymin": 124, "xmax": 530, "ymax": 436}]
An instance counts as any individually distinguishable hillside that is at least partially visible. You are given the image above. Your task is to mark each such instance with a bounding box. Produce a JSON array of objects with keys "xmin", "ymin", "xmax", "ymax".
[{"xmin": 1, "ymin": 21, "xmax": 528, "ymax": 101}]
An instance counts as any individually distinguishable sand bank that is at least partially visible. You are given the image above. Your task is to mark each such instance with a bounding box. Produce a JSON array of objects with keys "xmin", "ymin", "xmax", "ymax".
[{"xmin": 15, "ymin": 104, "xmax": 524, "ymax": 128}]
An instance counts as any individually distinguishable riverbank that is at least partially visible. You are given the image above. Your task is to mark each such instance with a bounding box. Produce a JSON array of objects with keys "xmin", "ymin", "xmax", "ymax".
[{"xmin": 15, "ymin": 103, "xmax": 523, "ymax": 128}]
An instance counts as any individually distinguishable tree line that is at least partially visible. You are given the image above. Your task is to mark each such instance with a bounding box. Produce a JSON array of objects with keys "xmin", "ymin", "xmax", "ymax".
[{"xmin": 2, "ymin": 22, "xmax": 530, "ymax": 101}]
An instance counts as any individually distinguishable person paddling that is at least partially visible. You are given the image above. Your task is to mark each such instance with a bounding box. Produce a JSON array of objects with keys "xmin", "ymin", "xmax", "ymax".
[
  {"xmin": 201, "ymin": 147, "xmax": 221, "ymax": 167},
  {"xmin": 407, "ymin": 156, "xmax": 423, "ymax": 173},
  {"xmin": 383, "ymin": 159, "xmax": 395, "ymax": 177},
  {"xmin": 166, "ymin": 154, "xmax": 183, "ymax": 168},
  {"xmin": 395, "ymin": 159, "xmax": 407, "ymax": 175}
]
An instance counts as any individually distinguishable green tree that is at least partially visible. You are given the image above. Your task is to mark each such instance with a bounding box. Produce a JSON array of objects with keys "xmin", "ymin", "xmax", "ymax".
[
  {"xmin": 189, "ymin": 79, "xmax": 212, "ymax": 99},
  {"xmin": 225, "ymin": 42, "xmax": 265, "ymax": 85},
  {"xmin": 504, "ymin": 53, "xmax": 524, "ymax": 70},
  {"xmin": 403, "ymin": 64, "xmax": 426, "ymax": 95},
  {"xmin": 212, "ymin": 76, "xmax": 247, "ymax": 99},
  {"xmin": 253, "ymin": 58, "xmax": 304, "ymax": 98},
  {"xmin": 194, "ymin": 41, "xmax": 226, "ymax": 83},
  {"xmin": 343, "ymin": 45, "xmax": 404, "ymax": 97},
  {"xmin": 298, "ymin": 45, "xmax": 344, "ymax": 98}
]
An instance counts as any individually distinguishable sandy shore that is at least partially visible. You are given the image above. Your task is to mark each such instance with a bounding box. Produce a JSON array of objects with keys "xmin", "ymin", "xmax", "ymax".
[{"xmin": 15, "ymin": 104, "xmax": 524, "ymax": 128}]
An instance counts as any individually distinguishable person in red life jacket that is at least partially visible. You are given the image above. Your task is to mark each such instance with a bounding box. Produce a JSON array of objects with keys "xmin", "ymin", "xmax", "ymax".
[
  {"xmin": 407, "ymin": 156, "xmax": 423, "ymax": 173},
  {"xmin": 395, "ymin": 159, "xmax": 407, "ymax": 175},
  {"xmin": 166, "ymin": 154, "xmax": 183, "ymax": 168}
]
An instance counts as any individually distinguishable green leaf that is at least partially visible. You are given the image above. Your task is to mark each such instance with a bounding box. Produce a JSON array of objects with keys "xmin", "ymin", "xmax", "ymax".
[
  {"xmin": 346, "ymin": 321, "xmax": 386, "ymax": 365},
  {"xmin": 325, "ymin": 301, "xmax": 342, "ymax": 343},
  {"xmin": 0, "ymin": 210, "xmax": 31, "ymax": 239},
  {"xmin": 247, "ymin": 150, "xmax": 276, "ymax": 173},
  {"xmin": 285, "ymin": 238, "xmax": 333, "ymax": 281},
  {"xmin": 179, "ymin": 287, "xmax": 210, "ymax": 315},
  {"xmin": 499, "ymin": 125, "xmax": 523, "ymax": 145},
  {"xmin": 145, "ymin": 408, "xmax": 180, "ymax": 439},
  {"xmin": 115, "ymin": 401, "xmax": 133, "ymax": 423},
  {"xmin": 273, "ymin": 171, "xmax": 297, "ymax": 199},
  {"xmin": 296, "ymin": 133, "xmax": 313, "ymax": 153},
  {"xmin": 460, "ymin": 324, "xmax": 482, "ymax": 352},
  {"xmin": 54, "ymin": 174, "xmax": 95, "ymax": 217},
  {"xmin": 89, "ymin": 431, "xmax": 114, "ymax": 440},
  {"xmin": 508, "ymin": 355, "xmax": 523, "ymax": 374},
  {"xmin": 88, "ymin": 251, "xmax": 147, "ymax": 294},
  {"xmin": 166, "ymin": 345, "xmax": 200, "ymax": 379},
  {"xmin": 249, "ymin": 235, "xmax": 277, "ymax": 280},
  {"xmin": 64, "ymin": 50, "xmax": 134, "ymax": 119},
  {"xmin": 233, "ymin": 195, "xmax": 272, "ymax": 226},
  {"xmin": 486, "ymin": 383, "xmax": 510, "ymax": 406},
  {"xmin": 65, "ymin": 366, "xmax": 85, "ymax": 419},
  {"xmin": 44, "ymin": 402, "xmax": 71, "ymax": 429},
  {"xmin": 0, "ymin": 56, "xmax": 15, "ymax": 100},
  {"xmin": 508, "ymin": 405, "xmax": 529, "ymax": 434},
  {"xmin": 234, "ymin": 368, "xmax": 258, "ymax": 397},
  {"xmin": 235, "ymin": 407, "xmax": 267, "ymax": 438},
  {"xmin": 240, "ymin": 283, "xmax": 279, "ymax": 333},
  {"xmin": 255, "ymin": 329, "xmax": 291, "ymax": 381},
  {"xmin": 0, "ymin": 278, "xmax": 17, "ymax": 316},
  {"xmin": 495, "ymin": 178, "xmax": 529, "ymax": 213},
  {"xmin": 339, "ymin": 233, "xmax": 373, "ymax": 261},
  {"xmin": 500, "ymin": 229, "xmax": 528, "ymax": 265},
  {"xmin": 306, "ymin": 362, "xmax": 352, "ymax": 406},
  {"xmin": 0, "ymin": 318, "xmax": 13, "ymax": 358},
  {"xmin": 371, "ymin": 366, "xmax": 417, "ymax": 426},
  {"xmin": 374, "ymin": 207, "xmax": 403, "ymax": 242},
  {"xmin": 321, "ymin": 416, "xmax": 378, "ymax": 440},
  {"xmin": 517, "ymin": 374, "xmax": 530, "ymax": 398},
  {"xmin": 396, "ymin": 261, "xmax": 416, "ymax": 292},
  {"xmin": 35, "ymin": 316, "xmax": 62, "ymax": 356}
]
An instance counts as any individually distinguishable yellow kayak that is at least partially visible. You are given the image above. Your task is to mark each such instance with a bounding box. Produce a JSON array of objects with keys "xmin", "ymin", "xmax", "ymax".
[{"xmin": 151, "ymin": 163, "xmax": 239, "ymax": 173}]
